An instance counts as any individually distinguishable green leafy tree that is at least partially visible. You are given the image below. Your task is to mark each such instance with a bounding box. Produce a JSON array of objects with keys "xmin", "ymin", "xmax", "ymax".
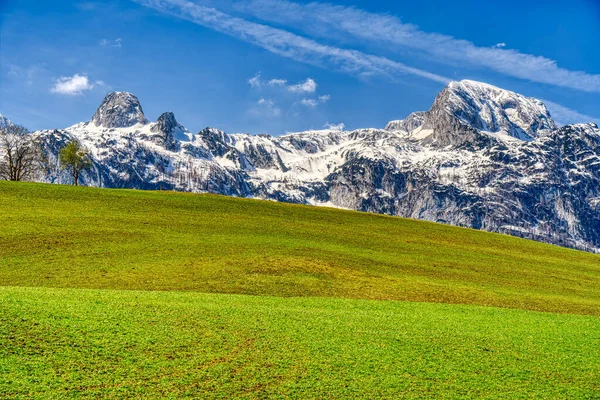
[{"xmin": 59, "ymin": 140, "xmax": 92, "ymax": 186}]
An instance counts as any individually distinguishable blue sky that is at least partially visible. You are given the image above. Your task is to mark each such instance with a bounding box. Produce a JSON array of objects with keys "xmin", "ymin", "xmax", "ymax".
[{"xmin": 1, "ymin": 0, "xmax": 599, "ymax": 134}]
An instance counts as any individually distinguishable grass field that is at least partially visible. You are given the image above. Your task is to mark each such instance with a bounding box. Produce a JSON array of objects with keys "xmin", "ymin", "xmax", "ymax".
[
  {"xmin": 2, "ymin": 287, "xmax": 600, "ymax": 399},
  {"xmin": 1, "ymin": 181, "xmax": 600, "ymax": 398}
]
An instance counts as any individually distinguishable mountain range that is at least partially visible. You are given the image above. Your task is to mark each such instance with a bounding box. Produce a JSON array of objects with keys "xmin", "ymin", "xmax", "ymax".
[{"xmin": 3, "ymin": 80, "xmax": 599, "ymax": 252}]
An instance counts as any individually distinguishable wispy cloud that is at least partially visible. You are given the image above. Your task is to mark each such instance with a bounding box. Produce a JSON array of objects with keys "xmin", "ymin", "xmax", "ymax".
[
  {"xmin": 75, "ymin": 2, "xmax": 101, "ymax": 11},
  {"xmin": 541, "ymin": 100, "xmax": 600, "ymax": 126},
  {"xmin": 132, "ymin": 0, "xmax": 598, "ymax": 125},
  {"xmin": 258, "ymin": 98, "xmax": 275, "ymax": 106},
  {"xmin": 99, "ymin": 38, "xmax": 123, "ymax": 48},
  {"xmin": 248, "ymin": 73, "xmax": 286, "ymax": 88},
  {"xmin": 248, "ymin": 73, "xmax": 317, "ymax": 93},
  {"xmin": 250, "ymin": 97, "xmax": 281, "ymax": 118},
  {"xmin": 299, "ymin": 94, "xmax": 330, "ymax": 108},
  {"xmin": 268, "ymin": 78, "xmax": 287, "ymax": 87},
  {"xmin": 299, "ymin": 98, "xmax": 318, "ymax": 108},
  {"xmin": 248, "ymin": 74, "xmax": 262, "ymax": 88},
  {"xmin": 249, "ymin": 73, "xmax": 330, "ymax": 111},
  {"xmin": 50, "ymin": 73, "xmax": 103, "ymax": 95},
  {"xmin": 324, "ymin": 122, "xmax": 345, "ymax": 131},
  {"xmin": 6, "ymin": 64, "xmax": 46, "ymax": 85},
  {"xmin": 132, "ymin": 0, "xmax": 450, "ymax": 84},
  {"xmin": 232, "ymin": 0, "xmax": 600, "ymax": 93}
]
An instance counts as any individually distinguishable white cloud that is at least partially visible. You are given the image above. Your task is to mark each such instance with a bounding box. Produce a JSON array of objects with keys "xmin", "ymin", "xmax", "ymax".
[
  {"xmin": 494, "ymin": 42, "xmax": 507, "ymax": 49},
  {"xmin": 299, "ymin": 94, "xmax": 330, "ymax": 108},
  {"xmin": 258, "ymin": 97, "xmax": 274, "ymax": 106},
  {"xmin": 249, "ymin": 72, "xmax": 329, "ymax": 111},
  {"xmin": 541, "ymin": 100, "xmax": 600, "ymax": 126},
  {"xmin": 100, "ymin": 38, "xmax": 123, "ymax": 48},
  {"xmin": 268, "ymin": 78, "xmax": 287, "ymax": 86},
  {"xmin": 248, "ymin": 74, "xmax": 288, "ymax": 88},
  {"xmin": 248, "ymin": 73, "xmax": 262, "ymax": 88},
  {"xmin": 324, "ymin": 122, "xmax": 345, "ymax": 130},
  {"xmin": 232, "ymin": 0, "xmax": 600, "ymax": 93},
  {"xmin": 288, "ymin": 78, "xmax": 317, "ymax": 93},
  {"xmin": 50, "ymin": 74, "xmax": 102, "ymax": 95},
  {"xmin": 248, "ymin": 74, "xmax": 317, "ymax": 93},
  {"xmin": 133, "ymin": 0, "xmax": 450, "ymax": 84},
  {"xmin": 299, "ymin": 98, "xmax": 318, "ymax": 107},
  {"xmin": 252, "ymin": 97, "xmax": 281, "ymax": 117}
]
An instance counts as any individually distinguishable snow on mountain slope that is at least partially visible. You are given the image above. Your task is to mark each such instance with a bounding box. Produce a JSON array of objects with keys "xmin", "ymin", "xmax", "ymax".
[
  {"xmin": 18, "ymin": 82, "xmax": 600, "ymax": 252},
  {"xmin": 0, "ymin": 114, "xmax": 15, "ymax": 129}
]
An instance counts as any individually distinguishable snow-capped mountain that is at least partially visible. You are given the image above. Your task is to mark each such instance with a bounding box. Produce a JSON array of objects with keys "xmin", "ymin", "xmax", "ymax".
[
  {"xmin": 12, "ymin": 79, "xmax": 600, "ymax": 252},
  {"xmin": 425, "ymin": 80, "xmax": 557, "ymax": 142},
  {"xmin": 0, "ymin": 114, "xmax": 15, "ymax": 129}
]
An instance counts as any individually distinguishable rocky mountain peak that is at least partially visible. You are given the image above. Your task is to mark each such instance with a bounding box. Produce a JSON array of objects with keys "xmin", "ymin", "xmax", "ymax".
[
  {"xmin": 151, "ymin": 112, "xmax": 181, "ymax": 134},
  {"xmin": 148, "ymin": 112, "xmax": 185, "ymax": 151},
  {"xmin": 417, "ymin": 79, "xmax": 557, "ymax": 147},
  {"xmin": 91, "ymin": 92, "xmax": 148, "ymax": 128},
  {"xmin": 442, "ymin": 80, "xmax": 556, "ymax": 139}
]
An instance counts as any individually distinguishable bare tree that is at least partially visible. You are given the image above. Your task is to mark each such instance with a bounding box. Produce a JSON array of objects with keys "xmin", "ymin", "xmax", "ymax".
[
  {"xmin": 0, "ymin": 124, "xmax": 43, "ymax": 181},
  {"xmin": 59, "ymin": 140, "xmax": 92, "ymax": 186}
]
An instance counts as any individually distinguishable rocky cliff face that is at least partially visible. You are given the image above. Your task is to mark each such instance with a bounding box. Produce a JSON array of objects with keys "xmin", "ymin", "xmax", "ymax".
[{"xmin": 18, "ymin": 81, "xmax": 600, "ymax": 252}]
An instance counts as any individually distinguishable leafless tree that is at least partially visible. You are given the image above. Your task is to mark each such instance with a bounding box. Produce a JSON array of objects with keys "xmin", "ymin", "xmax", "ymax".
[{"xmin": 0, "ymin": 124, "xmax": 44, "ymax": 181}]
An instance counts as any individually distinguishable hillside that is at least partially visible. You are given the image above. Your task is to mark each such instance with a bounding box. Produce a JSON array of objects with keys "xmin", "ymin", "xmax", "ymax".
[
  {"xmin": 2, "ymin": 181, "xmax": 600, "ymax": 398},
  {"xmin": 2, "ymin": 181, "xmax": 600, "ymax": 316}
]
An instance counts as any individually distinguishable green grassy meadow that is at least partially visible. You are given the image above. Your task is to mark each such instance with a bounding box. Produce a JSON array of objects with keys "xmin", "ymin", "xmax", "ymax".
[
  {"xmin": 2, "ymin": 287, "xmax": 600, "ymax": 399},
  {"xmin": 1, "ymin": 181, "xmax": 600, "ymax": 398}
]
